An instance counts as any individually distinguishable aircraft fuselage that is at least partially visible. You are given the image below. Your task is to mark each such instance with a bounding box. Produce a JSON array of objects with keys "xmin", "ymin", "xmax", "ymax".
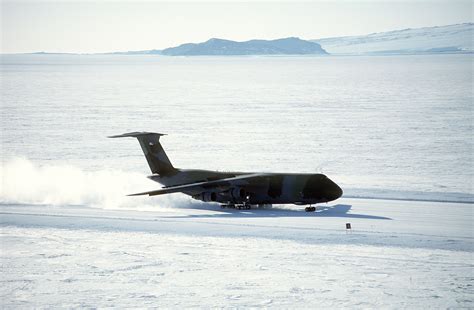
[{"xmin": 149, "ymin": 169, "xmax": 343, "ymax": 205}]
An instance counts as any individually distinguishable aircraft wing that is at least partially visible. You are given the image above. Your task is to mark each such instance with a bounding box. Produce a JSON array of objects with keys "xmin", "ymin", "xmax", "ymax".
[{"xmin": 128, "ymin": 173, "xmax": 270, "ymax": 196}]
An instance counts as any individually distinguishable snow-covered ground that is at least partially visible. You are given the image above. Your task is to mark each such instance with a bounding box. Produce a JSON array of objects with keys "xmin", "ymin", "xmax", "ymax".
[
  {"xmin": 1, "ymin": 198, "xmax": 472, "ymax": 308},
  {"xmin": 1, "ymin": 53, "xmax": 472, "ymax": 307},
  {"xmin": 313, "ymin": 23, "xmax": 473, "ymax": 55}
]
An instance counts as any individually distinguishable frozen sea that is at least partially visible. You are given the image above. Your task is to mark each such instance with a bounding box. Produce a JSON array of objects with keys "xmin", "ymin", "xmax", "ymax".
[{"xmin": 1, "ymin": 54, "xmax": 473, "ymax": 307}]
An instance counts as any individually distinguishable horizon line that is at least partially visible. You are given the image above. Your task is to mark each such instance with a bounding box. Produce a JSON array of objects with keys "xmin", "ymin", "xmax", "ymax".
[{"xmin": 2, "ymin": 22, "xmax": 472, "ymax": 55}]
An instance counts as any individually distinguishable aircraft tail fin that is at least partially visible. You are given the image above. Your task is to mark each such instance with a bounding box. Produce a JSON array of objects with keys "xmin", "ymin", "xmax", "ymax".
[{"xmin": 109, "ymin": 132, "xmax": 176, "ymax": 175}]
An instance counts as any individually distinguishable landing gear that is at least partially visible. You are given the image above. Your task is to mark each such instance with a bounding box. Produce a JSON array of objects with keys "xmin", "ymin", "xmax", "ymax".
[
  {"xmin": 305, "ymin": 206, "xmax": 316, "ymax": 212},
  {"xmin": 236, "ymin": 203, "xmax": 251, "ymax": 210},
  {"xmin": 220, "ymin": 203, "xmax": 234, "ymax": 209},
  {"xmin": 220, "ymin": 203, "xmax": 251, "ymax": 210}
]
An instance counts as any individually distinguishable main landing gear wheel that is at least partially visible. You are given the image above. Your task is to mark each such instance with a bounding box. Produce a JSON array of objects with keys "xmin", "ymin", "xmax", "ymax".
[
  {"xmin": 220, "ymin": 204, "xmax": 251, "ymax": 210},
  {"xmin": 305, "ymin": 206, "xmax": 316, "ymax": 212},
  {"xmin": 236, "ymin": 204, "xmax": 251, "ymax": 210}
]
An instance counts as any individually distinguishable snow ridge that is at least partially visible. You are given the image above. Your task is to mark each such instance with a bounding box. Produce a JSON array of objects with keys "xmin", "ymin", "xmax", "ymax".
[{"xmin": 313, "ymin": 23, "xmax": 473, "ymax": 55}]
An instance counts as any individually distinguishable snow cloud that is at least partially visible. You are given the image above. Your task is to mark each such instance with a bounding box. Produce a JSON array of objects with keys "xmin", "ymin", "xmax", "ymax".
[{"xmin": 0, "ymin": 157, "xmax": 200, "ymax": 210}]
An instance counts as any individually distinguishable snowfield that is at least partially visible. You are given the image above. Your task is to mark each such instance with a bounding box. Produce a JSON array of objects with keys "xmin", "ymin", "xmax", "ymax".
[
  {"xmin": 313, "ymin": 23, "xmax": 473, "ymax": 55},
  {"xmin": 1, "ymin": 198, "xmax": 472, "ymax": 308},
  {"xmin": 1, "ymin": 53, "xmax": 472, "ymax": 307}
]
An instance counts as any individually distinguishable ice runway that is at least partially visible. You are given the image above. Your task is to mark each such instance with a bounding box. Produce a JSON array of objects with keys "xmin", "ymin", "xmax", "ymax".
[{"xmin": 1, "ymin": 198, "xmax": 472, "ymax": 308}]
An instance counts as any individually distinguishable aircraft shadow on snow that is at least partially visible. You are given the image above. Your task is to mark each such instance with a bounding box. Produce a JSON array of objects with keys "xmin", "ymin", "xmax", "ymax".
[{"xmin": 170, "ymin": 204, "xmax": 392, "ymax": 220}]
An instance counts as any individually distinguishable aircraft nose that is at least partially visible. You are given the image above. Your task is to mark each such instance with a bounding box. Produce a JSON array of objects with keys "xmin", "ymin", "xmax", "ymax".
[{"xmin": 326, "ymin": 178, "xmax": 343, "ymax": 201}]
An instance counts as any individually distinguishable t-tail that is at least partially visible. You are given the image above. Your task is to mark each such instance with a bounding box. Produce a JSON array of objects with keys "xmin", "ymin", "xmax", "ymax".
[{"xmin": 108, "ymin": 132, "xmax": 177, "ymax": 176}]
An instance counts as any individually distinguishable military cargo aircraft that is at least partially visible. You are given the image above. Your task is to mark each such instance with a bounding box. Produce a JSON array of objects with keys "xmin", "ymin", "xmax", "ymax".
[{"xmin": 110, "ymin": 132, "xmax": 343, "ymax": 212}]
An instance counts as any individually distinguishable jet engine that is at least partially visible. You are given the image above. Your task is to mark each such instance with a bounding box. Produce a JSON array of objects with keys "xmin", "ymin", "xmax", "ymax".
[
  {"xmin": 230, "ymin": 187, "xmax": 247, "ymax": 201},
  {"xmin": 194, "ymin": 188, "xmax": 248, "ymax": 203},
  {"xmin": 200, "ymin": 191, "xmax": 217, "ymax": 202}
]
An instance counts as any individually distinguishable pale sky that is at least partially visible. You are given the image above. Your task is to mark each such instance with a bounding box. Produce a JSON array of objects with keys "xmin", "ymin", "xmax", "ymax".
[{"xmin": 1, "ymin": 0, "xmax": 472, "ymax": 53}]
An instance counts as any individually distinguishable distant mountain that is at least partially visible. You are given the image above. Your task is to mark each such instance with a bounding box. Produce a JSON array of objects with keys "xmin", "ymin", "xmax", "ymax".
[
  {"xmin": 161, "ymin": 37, "xmax": 328, "ymax": 56},
  {"xmin": 312, "ymin": 23, "xmax": 473, "ymax": 55}
]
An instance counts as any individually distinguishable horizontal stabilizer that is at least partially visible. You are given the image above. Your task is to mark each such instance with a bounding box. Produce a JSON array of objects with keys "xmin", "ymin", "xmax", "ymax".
[
  {"xmin": 128, "ymin": 173, "xmax": 270, "ymax": 197},
  {"xmin": 108, "ymin": 132, "xmax": 166, "ymax": 138}
]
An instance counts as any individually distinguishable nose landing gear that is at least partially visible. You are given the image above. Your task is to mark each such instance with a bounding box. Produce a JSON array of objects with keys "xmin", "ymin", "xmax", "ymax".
[{"xmin": 305, "ymin": 205, "xmax": 316, "ymax": 212}]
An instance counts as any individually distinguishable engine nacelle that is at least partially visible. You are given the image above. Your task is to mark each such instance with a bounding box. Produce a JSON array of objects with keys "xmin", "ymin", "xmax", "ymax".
[
  {"xmin": 230, "ymin": 187, "xmax": 247, "ymax": 201},
  {"xmin": 193, "ymin": 189, "xmax": 248, "ymax": 203},
  {"xmin": 200, "ymin": 191, "xmax": 217, "ymax": 202}
]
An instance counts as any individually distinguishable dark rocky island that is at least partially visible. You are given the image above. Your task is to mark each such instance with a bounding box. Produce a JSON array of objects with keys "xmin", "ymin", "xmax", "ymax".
[{"xmin": 161, "ymin": 37, "xmax": 328, "ymax": 56}]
